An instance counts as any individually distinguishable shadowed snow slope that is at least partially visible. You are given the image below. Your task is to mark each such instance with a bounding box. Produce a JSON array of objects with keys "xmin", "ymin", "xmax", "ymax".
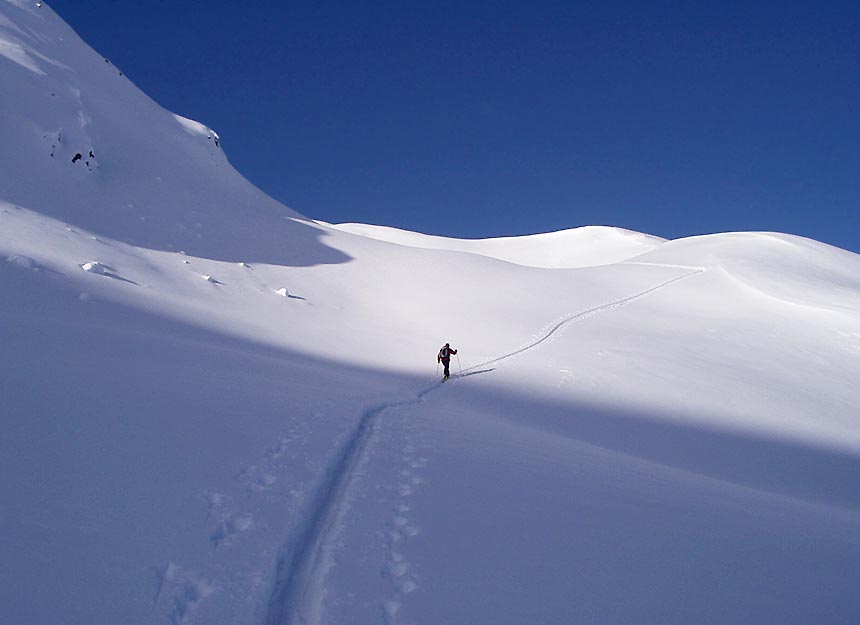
[
  {"xmin": 2, "ymin": 3, "xmax": 860, "ymax": 625},
  {"xmin": 329, "ymin": 221, "xmax": 665, "ymax": 268}
]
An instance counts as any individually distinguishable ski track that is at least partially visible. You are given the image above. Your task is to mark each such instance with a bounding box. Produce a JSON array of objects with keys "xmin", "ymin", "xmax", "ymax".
[
  {"xmin": 262, "ymin": 393, "xmax": 434, "ymax": 625},
  {"xmin": 464, "ymin": 265, "xmax": 704, "ymax": 372},
  {"xmin": 262, "ymin": 264, "xmax": 704, "ymax": 625}
]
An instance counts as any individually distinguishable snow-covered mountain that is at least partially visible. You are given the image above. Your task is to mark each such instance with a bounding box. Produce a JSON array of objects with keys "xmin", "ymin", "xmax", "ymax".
[{"xmin": 2, "ymin": 3, "xmax": 860, "ymax": 625}]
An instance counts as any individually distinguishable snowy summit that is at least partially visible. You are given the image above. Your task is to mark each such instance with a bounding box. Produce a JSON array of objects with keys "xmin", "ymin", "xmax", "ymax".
[{"xmin": 2, "ymin": 3, "xmax": 860, "ymax": 625}]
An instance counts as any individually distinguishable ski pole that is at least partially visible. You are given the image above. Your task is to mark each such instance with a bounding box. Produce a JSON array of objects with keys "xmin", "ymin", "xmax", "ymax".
[
  {"xmin": 436, "ymin": 361, "xmax": 439, "ymax": 376},
  {"xmin": 456, "ymin": 353, "xmax": 462, "ymax": 374}
]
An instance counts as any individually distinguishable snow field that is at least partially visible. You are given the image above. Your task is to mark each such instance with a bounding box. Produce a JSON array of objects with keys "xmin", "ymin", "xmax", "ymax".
[{"xmin": 3, "ymin": 2, "xmax": 860, "ymax": 624}]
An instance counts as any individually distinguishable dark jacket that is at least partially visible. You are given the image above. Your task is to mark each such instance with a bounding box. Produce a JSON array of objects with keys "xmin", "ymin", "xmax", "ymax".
[{"xmin": 438, "ymin": 346, "xmax": 457, "ymax": 363}]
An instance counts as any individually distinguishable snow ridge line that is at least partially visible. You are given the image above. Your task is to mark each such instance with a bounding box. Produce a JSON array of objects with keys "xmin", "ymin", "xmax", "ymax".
[
  {"xmin": 464, "ymin": 266, "xmax": 705, "ymax": 373},
  {"xmin": 263, "ymin": 388, "xmax": 437, "ymax": 625}
]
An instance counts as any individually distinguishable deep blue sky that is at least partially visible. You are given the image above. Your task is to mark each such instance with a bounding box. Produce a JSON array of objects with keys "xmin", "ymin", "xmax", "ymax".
[{"xmin": 51, "ymin": 1, "xmax": 858, "ymax": 250}]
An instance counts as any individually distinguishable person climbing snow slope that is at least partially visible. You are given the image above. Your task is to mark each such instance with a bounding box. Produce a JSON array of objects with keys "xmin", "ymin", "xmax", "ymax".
[{"xmin": 438, "ymin": 342, "xmax": 458, "ymax": 380}]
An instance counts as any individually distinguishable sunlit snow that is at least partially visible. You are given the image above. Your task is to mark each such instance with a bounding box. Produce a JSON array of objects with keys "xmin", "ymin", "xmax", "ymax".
[{"xmin": 2, "ymin": 2, "xmax": 860, "ymax": 625}]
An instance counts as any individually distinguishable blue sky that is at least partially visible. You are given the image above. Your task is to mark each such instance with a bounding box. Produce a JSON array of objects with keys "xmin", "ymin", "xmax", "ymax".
[{"xmin": 52, "ymin": 1, "xmax": 858, "ymax": 251}]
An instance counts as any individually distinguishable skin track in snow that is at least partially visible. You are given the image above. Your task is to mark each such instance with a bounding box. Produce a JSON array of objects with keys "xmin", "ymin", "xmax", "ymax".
[
  {"xmin": 464, "ymin": 265, "xmax": 705, "ymax": 373},
  {"xmin": 4, "ymin": 4, "xmax": 860, "ymax": 624},
  {"xmin": 261, "ymin": 266, "xmax": 703, "ymax": 624},
  {"xmin": 264, "ymin": 391, "xmax": 430, "ymax": 625}
]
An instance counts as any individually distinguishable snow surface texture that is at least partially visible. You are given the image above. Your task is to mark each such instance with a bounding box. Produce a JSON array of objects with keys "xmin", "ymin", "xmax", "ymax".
[
  {"xmin": 328, "ymin": 222, "xmax": 665, "ymax": 269},
  {"xmin": 2, "ymin": 3, "xmax": 860, "ymax": 625}
]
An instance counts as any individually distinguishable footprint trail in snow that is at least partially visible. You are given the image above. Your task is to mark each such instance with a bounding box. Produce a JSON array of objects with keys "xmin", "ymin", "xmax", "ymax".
[{"xmin": 262, "ymin": 265, "xmax": 703, "ymax": 625}]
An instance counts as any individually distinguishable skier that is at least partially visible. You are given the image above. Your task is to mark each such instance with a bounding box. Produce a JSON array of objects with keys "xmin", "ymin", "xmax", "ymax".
[{"xmin": 437, "ymin": 343, "xmax": 458, "ymax": 380}]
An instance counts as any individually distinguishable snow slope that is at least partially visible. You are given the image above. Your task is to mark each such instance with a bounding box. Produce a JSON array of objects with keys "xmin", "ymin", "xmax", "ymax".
[
  {"xmin": 2, "ymin": 3, "xmax": 860, "ymax": 625},
  {"xmin": 0, "ymin": 0, "xmax": 338, "ymax": 267},
  {"xmin": 329, "ymin": 221, "xmax": 665, "ymax": 268}
]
